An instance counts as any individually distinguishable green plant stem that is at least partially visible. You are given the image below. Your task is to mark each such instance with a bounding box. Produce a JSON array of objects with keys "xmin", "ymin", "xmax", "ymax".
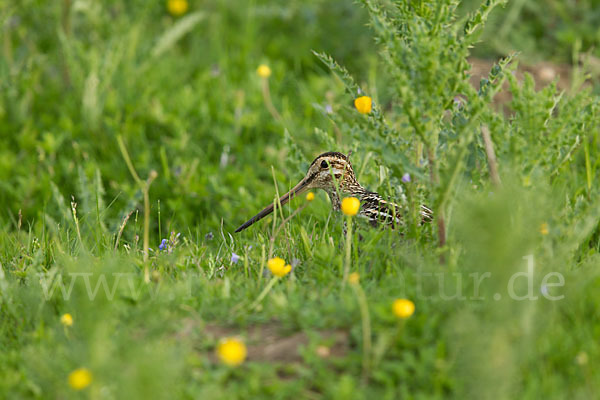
[
  {"xmin": 268, "ymin": 202, "xmax": 308, "ymax": 259},
  {"xmin": 250, "ymin": 276, "xmax": 278, "ymax": 310},
  {"xmin": 259, "ymin": 244, "xmax": 266, "ymax": 283},
  {"xmin": 262, "ymin": 78, "xmax": 282, "ymax": 123},
  {"xmin": 117, "ymin": 135, "xmax": 157, "ymax": 279},
  {"xmin": 343, "ymin": 215, "xmax": 352, "ymax": 284},
  {"xmin": 70, "ymin": 200, "xmax": 84, "ymax": 252},
  {"xmin": 351, "ymin": 283, "xmax": 372, "ymax": 382}
]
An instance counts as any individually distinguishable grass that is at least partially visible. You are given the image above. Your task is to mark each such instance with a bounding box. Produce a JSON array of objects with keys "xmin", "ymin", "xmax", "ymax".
[{"xmin": 1, "ymin": 0, "xmax": 600, "ymax": 398}]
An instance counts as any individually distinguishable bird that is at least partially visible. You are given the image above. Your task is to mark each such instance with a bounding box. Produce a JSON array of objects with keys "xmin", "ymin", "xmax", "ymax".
[{"xmin": 234, "ymin": 151, "xmax": 433, "ymax": 233}]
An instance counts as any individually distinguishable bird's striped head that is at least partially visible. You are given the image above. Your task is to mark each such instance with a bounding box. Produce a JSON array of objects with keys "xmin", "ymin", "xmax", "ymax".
[{"xmin": 303, "ymin": 151, "xmax": 358, "ymax": 193}]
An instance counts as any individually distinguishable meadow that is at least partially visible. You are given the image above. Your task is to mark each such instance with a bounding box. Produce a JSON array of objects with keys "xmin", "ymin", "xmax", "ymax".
[{"xmin": 1, "ymin": 0, "xmax": 599, "ymax": 398}]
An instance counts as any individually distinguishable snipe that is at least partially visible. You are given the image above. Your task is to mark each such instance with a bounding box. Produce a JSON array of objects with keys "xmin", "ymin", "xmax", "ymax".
[{"xmin": 235, "ymin": 151, "xmax": 433, "ymax": 233}]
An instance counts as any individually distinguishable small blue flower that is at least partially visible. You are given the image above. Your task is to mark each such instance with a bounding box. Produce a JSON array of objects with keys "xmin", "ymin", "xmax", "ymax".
[
  {"xmin": 231, "ymin": 252, "xmax": 240, "ymax": 264},
  {"xmin": 401, "ymin": 173, "xmax": 411, "ymax": 183},
  {"xmin": 159, "ymin": 238, "xmax": 168, "ymax": 251}
]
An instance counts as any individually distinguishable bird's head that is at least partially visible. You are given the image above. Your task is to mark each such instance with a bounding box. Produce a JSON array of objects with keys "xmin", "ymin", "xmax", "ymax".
[{"xmin": 302, "ymin": 152, "xmax": 356, "ymax": 191}]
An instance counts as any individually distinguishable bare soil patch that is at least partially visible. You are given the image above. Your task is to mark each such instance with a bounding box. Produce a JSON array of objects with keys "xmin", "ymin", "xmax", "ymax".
[{"xmin": 178, "ymin": 319, "xmax": 350, "ymax": 363}]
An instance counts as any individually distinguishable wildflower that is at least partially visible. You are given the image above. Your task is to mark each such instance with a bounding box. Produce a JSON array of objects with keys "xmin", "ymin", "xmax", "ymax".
[
  {"xmin": 217, "ymin": 337, "xmax": 247, "ymax": 366},
  {"xmin": 167, "ymin": 0, "xmax": 188, "ymax": 16},
  {"xmin": 267, "ymin": 257, "xmax": 291, "ymax": 277},
  {"xmin": 392, "ymin": 299, "xmax": 415, "ymax": 319},
  {"xmin": 158, "ymin": 238, "xmax": 168, "ymax": 251},
  {"xmin": 348, "ymin": 272, "xmax": 360, "ymax": 285},
  {"xmin": 306, "ymin": 192, "xmax": 315, "ymax": 202},
  {"xmin": 60, "ymin": 313, "xmax": 73, "ymax": 327},
  {"xmin": 257, "ymin": 64, "xmax": 271, "ymax": 78},
  {"xmin": 341, "ymin": 197, "xmax": 360, "ymax": 216},
  {"xmin": 68, "ymin": 368, "xmax": 92, "ymax": 390},
  {"xmin": 354, "ymin": 96, "xmax": 372, "ymax": 114},
  {"xmin": 205, "ymin": 232, "xmax": 214, "ymax": 241},
  {"xmin": 231, "ymin": 252, "xmax": 240, "ymax": 264},
  {"xmin": 401, "ymin": 173, "xmax": 411, "ymax": 183},
  {"xmin": 167, "ymin": 0, "xmax": 188, "ymax": 17},
  {"xmin": 539, "ymin": 223, "xmax": 549, "ymax": 235},
  {"xmin": 325, "ymin": 104, "xmax": 333, "ymax": 114}
]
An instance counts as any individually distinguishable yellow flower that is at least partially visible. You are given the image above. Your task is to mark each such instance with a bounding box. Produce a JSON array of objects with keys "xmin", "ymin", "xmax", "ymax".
[
  {"xmin": 167, "ymin": 0, "xmax": 188, "ymax": 16},
  {"xmin": 257, "ymin": 64, "xmax": 272, "ymax": 78},
  {"xmin": 348, "ymin": 272, "xmax": 360, "ymax": 285},
  {"xmin": 60, "ymin": 313, "xmax": 73, "ymax": 327},
  {"xmin": 341, "ymin": 197, "xmax": 360, "ymax": 216},
  {"xmin": 539, "ymin": 222, "xmax": 549, "ymax": 235},
  {"xmin": 68, "ymin": 368, "xmax": 92, "ymax": 390},
  {"xmin": 306, "ymin": 192, "xmax": 315, "ymax": 201},
  {"xmin": 267, "ymin": 257, "xmax": 291, "ymax": 277},
  {"xmin": 392, "ymin": 299, "xmax": 415, "ymax": 319},
  {"xmin": 354, "ymin": 96, "xmax": 372, "ymax": 114},
  {"xmin": 217, "ymin": 337, "xmax": 247, "ymax": 366}
]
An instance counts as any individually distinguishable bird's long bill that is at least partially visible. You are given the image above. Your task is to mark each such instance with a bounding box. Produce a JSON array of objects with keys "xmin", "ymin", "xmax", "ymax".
[{"xmin": 235, "ymin": 177, "xmax": 311, "ymax": 233}]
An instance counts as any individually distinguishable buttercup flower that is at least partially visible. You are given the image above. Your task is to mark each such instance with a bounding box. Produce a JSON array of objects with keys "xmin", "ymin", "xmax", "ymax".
[
  {"xmin": 306, "ymin": 192, "xmax": 315, "ymax": 201},
  {"xmin": 60, "ymin": 313, "xmax": 73, "ymax": 327},
  {"xmin": 354, "ymin": 96, "xmax": 372, "ymax": 114},
  {"xmin": 68, "ymin": 368, "xmax": 92, "ymax": 390},
  {"xmin": 267, "ymin": 257, "xmax": 291, "ymax": 277},
  {"xmin": 348, "ymin": 272, "xmax": 360, "ymax": 285},
  {"xmin": 539, "ymin": 223, "xmax": 549, "ymax": 235},
  {"xmin": 341, "ymin": 197, "xmax": 360, "ymax": 216},
  {"xmin": 257, "ymin": 64, "xmax": 271, "ymax": 78},
  {"xmin": 217, "ymin": 337, "xmax": 247, "ymax": 366},
  {"xmin": 392, "ymin": 299, "xmax": 415, "ymax": 319},
  {"xmin": 167, "ymin": 0, "xmax": 188, "ymax": 16}
]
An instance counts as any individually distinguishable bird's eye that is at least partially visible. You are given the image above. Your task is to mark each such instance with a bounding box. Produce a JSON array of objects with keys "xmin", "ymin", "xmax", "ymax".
[{"xmin": 320, "ymin": 160, "xmax": 328, "ymax": 169}]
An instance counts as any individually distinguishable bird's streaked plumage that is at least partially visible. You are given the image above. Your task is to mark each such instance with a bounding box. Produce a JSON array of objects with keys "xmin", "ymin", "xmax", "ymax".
[{"xmin": 235, "ymin": 151, "xmax": 432, "ymax": 233}]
